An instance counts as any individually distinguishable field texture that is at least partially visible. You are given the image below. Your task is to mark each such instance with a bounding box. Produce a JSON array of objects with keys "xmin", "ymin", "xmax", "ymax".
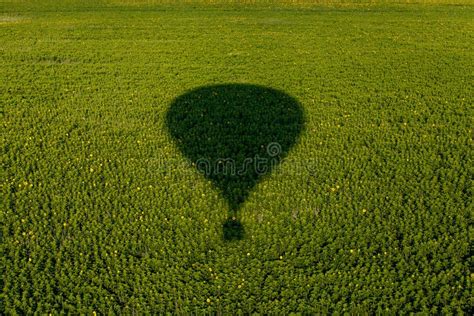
[{"xmin": 1, "ymin": 0, "xmax": 473, "ymax": 313}]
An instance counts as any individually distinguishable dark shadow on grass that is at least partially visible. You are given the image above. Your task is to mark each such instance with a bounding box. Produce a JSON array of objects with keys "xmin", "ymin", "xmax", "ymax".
[{"xmin": 166, "ymin": 84, "xmax": 304, "ymax": 241}]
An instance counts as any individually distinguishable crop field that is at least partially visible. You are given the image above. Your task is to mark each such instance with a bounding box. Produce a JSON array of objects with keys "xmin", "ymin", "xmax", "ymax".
[{"xmin": 1, "ymin": 0, "xmax": 473, "ymax": 314}]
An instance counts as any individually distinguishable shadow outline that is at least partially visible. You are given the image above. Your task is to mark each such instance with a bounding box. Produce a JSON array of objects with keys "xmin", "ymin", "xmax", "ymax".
[{"xmin": 165, "ymin": 83, "xmax": 305, "ymax": 241}]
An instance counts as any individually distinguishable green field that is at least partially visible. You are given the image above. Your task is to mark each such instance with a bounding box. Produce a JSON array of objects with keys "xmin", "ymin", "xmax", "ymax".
[{"xmin": 1, "ymin": 0, "xmax": 473, "ymax": 313}]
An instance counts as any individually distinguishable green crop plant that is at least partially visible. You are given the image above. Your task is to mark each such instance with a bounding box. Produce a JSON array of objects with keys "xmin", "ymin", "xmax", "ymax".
[{"xmin": 1, "ymin": 0, "xmax": 472, "ymax": 314}]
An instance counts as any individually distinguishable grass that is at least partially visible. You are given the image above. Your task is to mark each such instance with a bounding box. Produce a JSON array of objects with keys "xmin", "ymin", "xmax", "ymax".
[{"xmin": 1, "ymin": 0, "xmax": 473, "ymax": 313}]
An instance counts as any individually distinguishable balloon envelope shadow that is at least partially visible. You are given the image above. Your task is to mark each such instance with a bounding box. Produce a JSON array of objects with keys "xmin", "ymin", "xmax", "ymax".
[{"xmin": 166, "ymin": 84, "xmax": 304, "ymax": 241}]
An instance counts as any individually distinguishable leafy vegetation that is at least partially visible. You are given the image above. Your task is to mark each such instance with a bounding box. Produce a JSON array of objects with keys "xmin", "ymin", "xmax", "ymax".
[{"xmin": 1, "ymin": 0, "xmax": 473, "ymax": 313}]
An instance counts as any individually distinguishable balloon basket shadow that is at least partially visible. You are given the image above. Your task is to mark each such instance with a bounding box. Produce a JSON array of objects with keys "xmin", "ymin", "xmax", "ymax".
[{"xmin": 222, "ymin": 217, "xmax": 245, "ymax": 241}]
